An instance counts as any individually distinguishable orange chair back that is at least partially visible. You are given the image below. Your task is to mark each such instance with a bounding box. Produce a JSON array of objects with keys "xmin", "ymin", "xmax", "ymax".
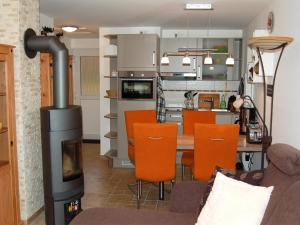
[
  {"xmin": 133, "ymin": 123, "xmax": 177, "ymax": 182},
  {"xmin": 182, "ymin": 110, "xmax": 216, "ymax": 135},
  {"xmin": 124, "ymin": 110, "xmax": 157, "ymax": 162},
  {"xmin": 193, "ymin": 124, "xmax": 239, "ymax": 180},
  {"xmin": 124, "ymin": 110, "xmax": 157, "ymax": 139}
]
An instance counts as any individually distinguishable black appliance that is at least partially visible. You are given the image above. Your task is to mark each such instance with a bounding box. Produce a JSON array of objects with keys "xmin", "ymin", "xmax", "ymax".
[
  {"xmin": 24, "ymin": 28, "xmax": 83, "ymax": 225},
  {"xmin": 118, "ymin": 71, "xmax": 156, "ymax": 100}
]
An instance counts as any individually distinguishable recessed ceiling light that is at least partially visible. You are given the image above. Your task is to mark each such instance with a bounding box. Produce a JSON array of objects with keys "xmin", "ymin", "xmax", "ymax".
[
  {"xmin": 185, "ymin": 3, "xmax": 213, "ymax": 10},
  {"xmin": 61, "ymin": 26, "xmax": 78, "ymax": 32}
]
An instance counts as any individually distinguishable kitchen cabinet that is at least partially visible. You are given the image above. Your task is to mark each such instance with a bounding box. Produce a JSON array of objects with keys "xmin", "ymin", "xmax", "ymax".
[
  {"xmin": 40, "ymin": 53, "xmax": 74, "ymax": 107},
  {"xmin": 160, "ymin": 38, "xmax": 198, "ymax": 73},
  {"xmin": 227, "ymin": 39, "xmax": 242, "ymax": 81},
  {"xmin": 117, "ymin": 34, "xmax": 159, "ymax": 71},
  {"xmin": 0, "ymin": 44, "xmax": 22, "ymax": 225},
  {"xmin": 202, "ymin": 38, "xmax": 242, "ymax": 81}
]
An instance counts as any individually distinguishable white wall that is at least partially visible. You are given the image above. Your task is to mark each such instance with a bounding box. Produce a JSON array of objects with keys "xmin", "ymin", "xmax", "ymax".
[
  {"xmin": 244, "ymin": 0, "xmax": 300, "ymax": 149},
  {"xmin": 40, "ymin": 13, "xmax": 54, "ymax": 28}
]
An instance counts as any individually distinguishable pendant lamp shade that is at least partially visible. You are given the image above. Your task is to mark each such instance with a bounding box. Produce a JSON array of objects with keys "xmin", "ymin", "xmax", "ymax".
[
  {"xmin": 226, "ymin": 54, "xmax": 235, "ymax": 66},
  {"xmin": 161, "ymin": 53, "xmax": 170, "ymax": 65},
  {"xmin": 204, "ymin": 52, "xmax": 213, "ymax": 65},
  {"xmin": 182, "ymin": 53, "xmax": 191, "ymax": 65}
]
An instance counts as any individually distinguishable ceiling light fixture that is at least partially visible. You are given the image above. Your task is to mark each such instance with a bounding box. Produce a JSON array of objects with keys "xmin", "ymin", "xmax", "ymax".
[
  {"xmin": 61, "ymin": 25, "xmax": 78, "ymax": 32},
  {"xmin": 161, "ymin": 53, "xmax": 170, "ymax": 65},
  {"xmin": 182, "ymin": 52, "xmax": 191, "ymax": 65},
  {"xmin": 226, "ymin": 54, "xmax": 235, "ymax": 66},
  {"xmin": 185, "ymin": 3, "xmax": 213, "ymax": 10}
]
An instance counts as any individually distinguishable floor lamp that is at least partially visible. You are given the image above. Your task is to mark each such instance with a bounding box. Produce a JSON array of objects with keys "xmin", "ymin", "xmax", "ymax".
[{"xmin": 246, "ymin": 36, "xmax": 293, "ymax": 168}]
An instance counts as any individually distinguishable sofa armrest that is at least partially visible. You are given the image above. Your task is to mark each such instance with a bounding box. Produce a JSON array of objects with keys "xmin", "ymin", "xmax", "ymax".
[{"xmin": 170, "ymin": 181, "xmax": 208, "ymax": 214}]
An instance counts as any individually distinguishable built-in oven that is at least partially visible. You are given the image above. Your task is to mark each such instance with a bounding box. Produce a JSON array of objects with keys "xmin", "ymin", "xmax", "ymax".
[{"xmin": 118, "ymin": 71, "xmax": 157, "ymax": 100}]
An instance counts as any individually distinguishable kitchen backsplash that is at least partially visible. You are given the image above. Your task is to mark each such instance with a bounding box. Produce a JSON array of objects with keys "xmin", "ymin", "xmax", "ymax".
[{"xmin": 162, "ymin": 80, "xmax": 240, "ymax": 108}]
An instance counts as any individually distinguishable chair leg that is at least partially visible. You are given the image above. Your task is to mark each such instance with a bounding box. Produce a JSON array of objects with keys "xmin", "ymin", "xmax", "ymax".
[
  {"xmin": 136, "ymin": 180, "xmax": 142, "ymax": 209},
  {"xmin": 182, "ymin": 165, "xmax": 185, "ymax": 181},
  {"xmin": 159, "ymin": 181, "xmax": 164, "ymax": 200},
  {"xmin": 171, "ymin": 179, "xmax": 176, "ymax": 191}
]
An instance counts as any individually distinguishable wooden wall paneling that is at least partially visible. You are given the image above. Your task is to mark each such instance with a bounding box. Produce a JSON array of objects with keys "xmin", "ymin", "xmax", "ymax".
[{"xmin": 40, "ymin": 53, "xmax": 73, "ymax": 107}]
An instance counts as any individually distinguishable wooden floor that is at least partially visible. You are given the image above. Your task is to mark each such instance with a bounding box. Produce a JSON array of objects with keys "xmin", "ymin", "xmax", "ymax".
[{"xmin": 29, "ymin": 143, "xmax": 187, "ymax": 225}]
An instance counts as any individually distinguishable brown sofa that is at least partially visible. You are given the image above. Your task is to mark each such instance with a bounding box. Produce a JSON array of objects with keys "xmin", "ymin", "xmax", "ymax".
[{"xmin": 70, "ymin": 143, "xmax": 300, "ymax": 225}]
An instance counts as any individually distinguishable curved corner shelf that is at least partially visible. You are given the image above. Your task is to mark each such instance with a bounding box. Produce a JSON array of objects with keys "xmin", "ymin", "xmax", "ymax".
[
  {"xmin": 104, "ymin": 96, "xmax": 117, "ymax": 99},
  {"xmin": 104, "ymin": 55, "xmax": 117, "ymax": 58},
  {"xmin": 248, "ymin": 36, "xmax": 293, "ymax": 51},
  {"xmin": 104, "ymin": 34, "xmax": 118, "ymax": 40},
  {"xmin": 104, "ymin": 131, "xmax": 117, "ymax": 139},
  {"xmin": 104, "ymin": 76, "xmax": 118, "ymax": 78},
  {"xmin": 104, "ymin": 113, "xmax": 117, "ymax": 119}
]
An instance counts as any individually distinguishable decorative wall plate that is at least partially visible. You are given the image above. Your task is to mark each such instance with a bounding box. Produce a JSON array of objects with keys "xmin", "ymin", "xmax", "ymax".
[{"xmin": 267, "ymin": 12, "xmax": 274, "ymax": 33}]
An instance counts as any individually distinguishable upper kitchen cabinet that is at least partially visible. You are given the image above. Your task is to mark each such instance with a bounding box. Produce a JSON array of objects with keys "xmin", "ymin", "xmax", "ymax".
[
  {"xmin": 117, "ymin": 34, "xmax": 159, "ymax": 71},
  {"xmin": 160, "ymin": 38, "xmax": 198, "ymax": 73},
  {"xmin": 227, "ymin": 39, "xmax": 242, "ymax": 81},
  {"xmin": 202, "ymin": 38, "xmax": 242, "ymax": 81}
]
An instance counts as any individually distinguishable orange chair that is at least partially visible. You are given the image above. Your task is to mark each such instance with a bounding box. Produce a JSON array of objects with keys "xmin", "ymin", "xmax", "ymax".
[
  {"xmin": 124, "ymin": 110, "xmax": 157, "ymax": 163},
  {"xmin": 133, "ymin": 123, "xmax": 177, "ymax": 208},
  {"xmin": 181, "ymin": 110, "xmax": 216, "ymax": 179},
  {"xmin": 193, "ymin": 124, "xmax": 239, "ymax": 181}
]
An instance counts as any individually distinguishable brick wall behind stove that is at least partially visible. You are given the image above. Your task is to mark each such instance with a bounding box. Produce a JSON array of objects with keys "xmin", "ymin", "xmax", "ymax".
[{"xmin": 0, "ymin": 0, "xmax": 43, "ymax": 220}]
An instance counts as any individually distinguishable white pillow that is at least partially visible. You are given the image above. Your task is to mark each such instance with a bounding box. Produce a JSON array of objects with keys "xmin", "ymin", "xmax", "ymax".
[{"xmin": 195, "ymin": 172, "xmax": 273, "ymax": 225}]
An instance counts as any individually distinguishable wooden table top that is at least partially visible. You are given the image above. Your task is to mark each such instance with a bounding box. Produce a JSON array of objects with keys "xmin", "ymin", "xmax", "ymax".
[{"xmin": 128, "ymin": 134, "xmax": 262, "ymax": 152}]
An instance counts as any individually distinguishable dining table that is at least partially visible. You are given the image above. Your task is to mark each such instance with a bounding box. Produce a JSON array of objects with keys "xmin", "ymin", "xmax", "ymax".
[
  {"xmin": 128, "ymin": 134, "xmax": 262, "ymax": 152},
  {"xmin": 128, "ymin": 134, "xmax": 262, "ymax": 200}
]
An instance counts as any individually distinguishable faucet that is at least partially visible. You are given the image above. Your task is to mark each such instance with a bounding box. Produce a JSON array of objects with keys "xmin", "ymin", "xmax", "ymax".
[{"xmin": 203, "ymin": 97, "xmax": 214, "ymax": 109}]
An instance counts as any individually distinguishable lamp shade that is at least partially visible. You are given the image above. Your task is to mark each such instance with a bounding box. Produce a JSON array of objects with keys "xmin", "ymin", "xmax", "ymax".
[
  {"xmin": 226, "ymin": 54, "xmax": 235, "ymax": 66},
  {"xmin": 204, "ymin": 53, "xmax": 213, "ymax": 65},
  {"xmin": 161, "ymin": 53, "xmax": 170, "ymax": 65},
  {"xmin": 182, "ymin": 53, "xmax": 191, "ymax": 65}
]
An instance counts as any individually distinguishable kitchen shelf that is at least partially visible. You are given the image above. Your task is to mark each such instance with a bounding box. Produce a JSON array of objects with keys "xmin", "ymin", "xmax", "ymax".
[
  {"xmin": 0, "ymin": 127, "xmax": 8, "ymax": 134},
  {"xmin": 104, "ymin": 149, "xmax": 118, "ymax": 158},
  {"xmin": 104, "ymin": 55, "xmax": 117, "ymax": 58},
  {"xmin": 248, "ymin": 36, "xmax": 293, "ymax": 51},
  {"xmin": 104, "ymin": 131, "xmax": 117, "ymax": 139},
  {"xmin": 104, "ymin": 95, "xmax": 117, "ymax": 99},
  {"xmin": 104, "ymin": 34, "xmax": 118, "ymax": 40},
  {"xmin": 104, "ymin": 76, "xmax": 118, "ymax": 78},
  {"xmin": 104, "ymin": 113, "xmax": 117, "ymax": 119},
  {"xmin": 0, "ymin": 92, "xmax": 6, "ymax": 96}
]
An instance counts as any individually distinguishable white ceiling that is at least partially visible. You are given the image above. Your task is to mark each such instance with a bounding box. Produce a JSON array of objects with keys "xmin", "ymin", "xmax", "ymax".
[{"xmin": 40, "ymin": 0, "xmax": 273, "ymax": 37}]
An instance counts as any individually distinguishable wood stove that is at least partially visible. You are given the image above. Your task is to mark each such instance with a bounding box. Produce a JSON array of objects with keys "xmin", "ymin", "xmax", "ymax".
[{"xmin": 24, "ymin": 28, "xmax": 84, "ymax": 225}]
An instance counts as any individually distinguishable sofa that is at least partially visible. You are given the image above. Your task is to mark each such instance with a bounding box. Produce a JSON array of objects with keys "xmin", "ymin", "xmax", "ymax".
[{"xmin": 70, "ymin": 143, "xmax": 300, "ymax": 225}]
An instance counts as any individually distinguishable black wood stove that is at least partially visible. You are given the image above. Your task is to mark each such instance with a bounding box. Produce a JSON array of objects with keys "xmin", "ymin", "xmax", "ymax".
[{"xmin": 24, "ymin": 28, "xmax": 84, "ymax": 225}]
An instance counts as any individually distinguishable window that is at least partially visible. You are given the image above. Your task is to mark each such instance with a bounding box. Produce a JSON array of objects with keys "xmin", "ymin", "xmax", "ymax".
[{"xmin": 80, "ymin": 56, "xmax": 99, "ymax": 96}]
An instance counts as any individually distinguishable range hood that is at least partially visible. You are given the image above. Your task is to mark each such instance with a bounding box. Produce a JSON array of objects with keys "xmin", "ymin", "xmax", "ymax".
[{"xmin": 160, "ymin": 72, "xmax": 197, "ymax": 80}]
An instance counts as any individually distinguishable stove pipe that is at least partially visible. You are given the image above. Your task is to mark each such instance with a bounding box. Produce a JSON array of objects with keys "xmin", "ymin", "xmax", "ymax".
[{"xmin": 24, "ymin": 28, "xmax": 68, "ymax": 108}]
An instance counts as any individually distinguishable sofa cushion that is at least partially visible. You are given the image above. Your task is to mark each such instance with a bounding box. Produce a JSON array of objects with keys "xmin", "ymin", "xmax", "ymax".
[
  {"xmin": 263, "ymin": 181, "xmax": 300, "ymax": 225},
  {"xmin": 199, "ymin": 166, "xmax": 264, "ymax": 211},
  {"xmin": 267, "ymin": 143, "xmax": 300, "ymax": 175},
  {"xmin": 170, "ymin": 181, "xmax": 207, "ymax": 214},
  {"xmin": 70, "ymin": 207, "xmax": 197, "ymax": 225},
  {"xmin": 196, "ymin": 172, "xmax": 273, "ymax": 225}
]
